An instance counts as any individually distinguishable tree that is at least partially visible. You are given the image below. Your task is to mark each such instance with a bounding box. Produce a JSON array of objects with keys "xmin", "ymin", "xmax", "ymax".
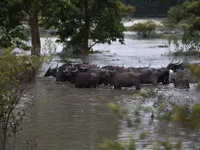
[
  {"xmin": 0, "ymin": 0, "xmax": 41, "ymax": 55},
  {"xmin": 41, "ymin": 0, "xmax": 133, "ymax": 63},
  {"xmin": 0, "ymin": 0, "xmax": 28, "ymax": 49},
  {"xmin": 26, "ymin": 0, "xmax": 41, "ymax": 56},
  {"xmin": 167, "ymin": 0, "xmax": 200, "ymax": 52},
  {"xmin": 83, "ymin": 0, "xmax": 89, "ymax": 63},
  {"xmin": 0, "ymin": 0, "xmax": 52, "ymax": 56},
  {"xmin": 119, "ymin": 2, "xmax": 135, "ymax": 18}
]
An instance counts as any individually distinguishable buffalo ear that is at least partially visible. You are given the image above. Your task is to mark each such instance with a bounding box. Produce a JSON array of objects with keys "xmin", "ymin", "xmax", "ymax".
[{"xmin": 72, "ymin": 68, "xmax": 78, "ymax": 73}]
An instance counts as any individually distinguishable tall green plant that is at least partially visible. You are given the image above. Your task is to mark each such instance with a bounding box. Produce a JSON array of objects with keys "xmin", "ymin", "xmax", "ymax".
[
  {"xmin": 0, "ymin": 48, "xmax": 43, "ymax": 150},
  {"xmin": 167, "ymin": 0, "xmax": 200, "ymax": 52}
]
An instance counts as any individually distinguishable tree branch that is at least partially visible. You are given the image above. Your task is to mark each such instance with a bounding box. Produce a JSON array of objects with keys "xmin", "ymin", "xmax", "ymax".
[{"xmin": 89, "ymin": 41, "xmax": 98, "ymax": 50}]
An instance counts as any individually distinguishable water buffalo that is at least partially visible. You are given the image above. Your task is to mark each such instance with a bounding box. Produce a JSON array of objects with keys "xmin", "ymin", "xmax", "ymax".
[
  {"xmin": 108, "ymin": 71, "xmax": 141, "ymax": 90},
  {"xmin": 138, "ymin": 68, "xmax": 159, "ymax": 85},
  {"xmin": 96, "ymin": 69, "xmax": 113, "ymax": 85},
  {"xmin": 101, "ymin": 65, "xmax": 116, "ymax": 71},
  {"xmin": 166, "ymin": 59, "xmax": 185, "ymax": 72},
  {"xmin": 44, "ymin": 64, "xmax": 58, "ymax": 77},
  {"xmin": 56, "ymin": 64, "xmax": 72, "ymax": 81},
  {"xmin": 101, "ymin": 66, "xmax": 127, "ymax": 73},
  {"xmin": 70, "ymin": 69, "xmax": 100, "ymax": 88},
  {"xmin": 157, "ymin": 68, "xmax": 170, "ymax": 84},
  {"xmin": 44, "ymin": 63, "xmax": 75, "ymax": 81}
]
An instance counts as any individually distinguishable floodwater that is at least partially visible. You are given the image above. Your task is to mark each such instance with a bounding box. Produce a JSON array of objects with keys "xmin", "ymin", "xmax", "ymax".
[{"xmin": 7, "ymin": 34, "xmax": 200, "ymax": 150}]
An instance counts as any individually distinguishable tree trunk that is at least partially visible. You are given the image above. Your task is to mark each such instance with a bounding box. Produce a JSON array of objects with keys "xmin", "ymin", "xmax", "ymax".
[
  {"xmin": 83, "ymin": 0, "xmax": 89, "ymax": 64},
  {"xmin": 29, "ymin": 12, "xmax": 41, "ymax": 56}
]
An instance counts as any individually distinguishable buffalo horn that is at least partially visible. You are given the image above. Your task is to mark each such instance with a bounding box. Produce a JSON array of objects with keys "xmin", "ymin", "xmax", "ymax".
[
  {"xmin": 174, "ymin": 59, "xmax": 181, "ymax": 64},
  {"xmin": 49, "ymin": 64, "xmax": 53, "ymax": 69},
  {"xmin": 170, "ymin": 57, "xmax": 175, "ymax": 64},
  {"xmin": 145, "ymin": 64, "xmax": 151, "ymax": 69},
  {"xmin": 55, "ymin": 63, "xmax": 59, "ymax": 69},
  {"xmin": 72, "ymin": 68, "xmax": 78, "ymax": 72}
]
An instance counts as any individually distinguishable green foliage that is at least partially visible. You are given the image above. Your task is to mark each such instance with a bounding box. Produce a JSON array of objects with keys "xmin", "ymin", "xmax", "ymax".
[
  {"xmin": 41, "ymin": 0, "xmax": 125, "ymax": 54},
  {"xmin": 139, "ymin": 132, "xmax": 148, "ymax": 140},
  {"xmin": 171, "ymin": 50, "xmax": 200, "ymax": 57},
  {"xmin": 0, "ymin": 0, "xmax": 28, "ymax": 48},
  {"xmin": 119, "ymin": 3, "xmax": 135, "ymax": 18},
  {"xmin": 107, "ymin": 102, "xmax": 128, "ymax": 119},
  {"xmin": 127, "ymin": 139, "xmax": 136, "ymax": 150},
  {"xmin": 98, "ymin": 139, "xmax": 124, "ymax": 150},
  {"xmin": 136, "ymin": 89, "xmax": 156, "ymax": 98},
  {"xmin": 41, "ymin": 38, "xmax": 57, "ymax": 63},
  {"xmin": 104, "ymin": 99, "xmax": 188, "ymax": 150},
  {"xmin": 98, "ymin": 138, "xmax": 137, "ymax": 150},
  {"xmin": 130, "ymin": 21, "xmax": 157, "ymax": 38},
  {"xmin": 160, "ymin": 103, "xmax": 200, "ymax": 129},
  {"xmin": 185, "ymin": 63, "xmax": 200, "ymax": 89},
  {"xmin": 154, "ymin": 139, "xmax": 182, "ymax": 150},
  {"xmin": 0, "ymin": 48, "xmax": 43, "ymax": 149},
  {"xmin": 167, "ymin": 0, "xmax": 200, "ymax": 53}
]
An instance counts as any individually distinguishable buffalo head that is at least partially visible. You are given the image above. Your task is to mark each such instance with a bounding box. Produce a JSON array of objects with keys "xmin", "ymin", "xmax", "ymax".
[
  {"xmin": 166, "ymin": 59, "xmax": 185, "ymax": 72},
  {"xmin": 44, "ymin": 64, "xmax": 58, "ymax": 77}
]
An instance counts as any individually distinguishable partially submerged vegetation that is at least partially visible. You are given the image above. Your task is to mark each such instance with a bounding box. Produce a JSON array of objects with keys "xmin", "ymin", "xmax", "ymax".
[
  {"xmin": 130, "ymin": 21, "xmax": 157, "ymax": 38},
  {"xmin": 100, "ymin": 84, "xmax": 200, "ymax": 149},
  {"xmin": 171, "ymin": 50, "xmax": 200, "ymax": 57}
]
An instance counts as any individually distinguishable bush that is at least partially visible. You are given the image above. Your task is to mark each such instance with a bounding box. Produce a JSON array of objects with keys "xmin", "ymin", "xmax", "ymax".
[
  {"xmin": 0, "ymin": 48, "xmax": 42, "ymax": 150},
  {"xmin": 130, "ymin": 21, "xmax": 157, "ymax": 38},
  {"xmin": 167, "ymin": 0, "xmax": 200, "ymax": 55}
]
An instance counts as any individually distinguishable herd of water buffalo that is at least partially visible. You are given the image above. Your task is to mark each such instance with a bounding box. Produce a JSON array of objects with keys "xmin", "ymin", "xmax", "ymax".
[{"xmin": 44, "ymin": 61, "xmax": 198, "ymax": 90}]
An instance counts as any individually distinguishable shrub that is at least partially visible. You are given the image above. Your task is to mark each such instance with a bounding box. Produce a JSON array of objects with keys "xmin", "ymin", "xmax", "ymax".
[
  {"xmin": 0, "ymin": 48, "xmax": 42, "ymax": 150},
  {"xmin": 130, "ymin": 21, "xmax": 157, "ymax": 38}
]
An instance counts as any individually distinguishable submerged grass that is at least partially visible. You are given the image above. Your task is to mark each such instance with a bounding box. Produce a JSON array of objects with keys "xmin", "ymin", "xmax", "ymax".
[
  {"xmin": 89, "ymin": 49, "xmax": 110, "ymax": 54},
  {"xmin": 136, "ymin": 89, "xmax": 156, "ymax": 98},
  {"xmin": 107, "ymin": 102, "xmax": 128, "ymax": 119},
  {"xmin": 171, "ymin": 50, "xmax": 200, "ymax": 57}
]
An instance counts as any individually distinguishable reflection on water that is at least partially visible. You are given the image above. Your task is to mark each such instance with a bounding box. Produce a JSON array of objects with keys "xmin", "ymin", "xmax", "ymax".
[{"xmin": 8, "ymin": 37, "xmax": 200, "ymax": 150}]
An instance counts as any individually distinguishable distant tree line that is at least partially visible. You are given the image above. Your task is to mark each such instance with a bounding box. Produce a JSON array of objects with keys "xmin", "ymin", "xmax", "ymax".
[{"xmin": 121, "ymin": 0, "xmax": 186, "ymax": 17}]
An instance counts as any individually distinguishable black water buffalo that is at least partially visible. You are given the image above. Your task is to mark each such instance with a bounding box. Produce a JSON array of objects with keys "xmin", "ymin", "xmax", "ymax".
[
  {"xmin": 107, "ymin": 71, "xmax": 141, "ymax": 90},
  {"xmin": 101, "ymin": 65, "xmax": 116, "ymax": 71},
  {"xmin": 157, "ymin": 68, "xmax": 170, "ymax": 84},
  {"xmin": 137, "ymin": 68, "xmax": 159, "ymax": 85},
  {"xmin": 44, "ymin": 63, "xmax": 74, "ymax": 81},
  {"xmin": 101, "ymin": 66, "xmax": 127, "ymax": 73},
  {"xmin": 95, "ymin": 69, "xmax": 113, "ymax": 85},
  {"xmin": 56, "ymin": 64, "xmax": 72, "ymax": 81},
  {"xmin": 166, "ymin": 62, "xmax": 185, "ymax": 72},
  {"xmin": 44, "ymin": 64, "xmax": 58, "ymax": 77},
  {"xmin": 71, "ymin": 69, "xmax": 100, "ymax": 88}
]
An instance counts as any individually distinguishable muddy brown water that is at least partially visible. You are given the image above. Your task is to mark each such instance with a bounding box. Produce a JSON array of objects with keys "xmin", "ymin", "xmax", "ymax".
[{"xmin": 7, "ymin": 35, "xmax": 200, "ymax": 150}]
